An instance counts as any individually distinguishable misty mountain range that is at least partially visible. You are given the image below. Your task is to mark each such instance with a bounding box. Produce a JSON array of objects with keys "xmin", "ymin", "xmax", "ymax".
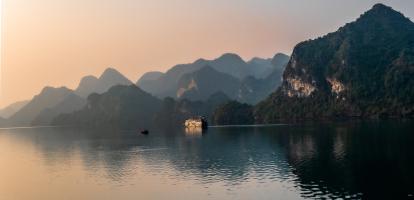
[
  {"xmin": 0, "ymin": 52, "xmax": 288, "ymax": 127},
  {"xmin": 1, "ymin": 3, "xmax": 413, "ymax": 128},
  {"xmin": 136, "ymin": 52, "xmax": 289, "ymax": 101}
]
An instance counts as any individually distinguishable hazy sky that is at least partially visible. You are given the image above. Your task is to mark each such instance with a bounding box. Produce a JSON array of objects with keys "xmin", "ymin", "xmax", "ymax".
[{"xmin": 1, "ymin": 0, "xmax": 414, "ymax": 107}]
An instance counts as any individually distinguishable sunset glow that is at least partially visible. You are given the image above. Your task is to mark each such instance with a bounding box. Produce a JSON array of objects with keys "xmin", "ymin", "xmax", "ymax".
[{"xmin": 1, "ymin": 0, "xmax": 414, "ymax": 107}]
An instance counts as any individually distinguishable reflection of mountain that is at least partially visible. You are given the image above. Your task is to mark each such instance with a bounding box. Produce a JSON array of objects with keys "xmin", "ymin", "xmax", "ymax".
[
  {"xmin": 280, "ymin": 122, "xmax": 414, "ymax": 199},
  {"xmin": 3, "ymin": 121, "xmax": 414, "ymax": 198}
]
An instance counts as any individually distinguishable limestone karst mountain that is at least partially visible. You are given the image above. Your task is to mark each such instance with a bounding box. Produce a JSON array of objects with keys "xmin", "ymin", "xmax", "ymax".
[
  {"xmin": 0, "ymin": 100, "xmax": 29, "ymax": 119},
  {"xmin": 8, "ymin": 87, "xmax": 74, "ymax": 126},
  {"xmin": 255, "ymin": 4, "xmax": 414, "ymax": 122},
  {"xmin": 75, "ymin": 68, "xmax": 133, "ymax": 98},
  {"xmin": 53, "ymin": 85, "xmax": 162, "ymax": 129},
  {"xmin": 137, "ymin": 53, "xmax": 289, "ymax": 104},
  {"xmin": 136, "ymin": 71, "xmax": 164, "ymax": 85},
  {"xmin": 137, "ymin": 53, "xmax": 289, "ymax": 100}
]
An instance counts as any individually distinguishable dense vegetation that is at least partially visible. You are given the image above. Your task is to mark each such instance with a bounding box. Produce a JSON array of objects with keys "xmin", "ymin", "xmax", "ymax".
[
  {"xmin": 4, "ymin": 4, "xmax": 414, "ymax": 128},
  {"xmin": 52, "ymin": 86, "xmax": 231, "ymax": 129},
  {"xmin": 155, "ymin": 92, "xmax": 230, "ymax": 126},
  {"xmin": 212, "ymin": 101, "xmax": 254, "ymax": 125},
  {"xmin": 53, "ymin": 85, "xmax": 162, "ymax": 129},
  {"xmin": 255, "ymin": 4, "xmax": 414, "ymax": 123}
]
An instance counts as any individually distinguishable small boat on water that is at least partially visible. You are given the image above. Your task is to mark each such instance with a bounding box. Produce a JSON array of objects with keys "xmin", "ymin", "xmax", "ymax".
[{"xmin": 140, "ymin": 129, "xmax": 149, "ymax": 135}]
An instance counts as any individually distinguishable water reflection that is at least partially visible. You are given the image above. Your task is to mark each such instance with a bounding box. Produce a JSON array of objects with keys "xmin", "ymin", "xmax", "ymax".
[
  {"xmin": 185, "ymin": 127, "xmax": 203, "ymax": 137},
  {"xmin": 0, "ymin": 121, "xmax": 413, "ymax": 199}
]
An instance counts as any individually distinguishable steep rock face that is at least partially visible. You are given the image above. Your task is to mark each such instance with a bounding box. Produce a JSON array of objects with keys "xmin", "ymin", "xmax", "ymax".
[{"xmin": 255, "ymin": 4, "xmax": 414, "ymax": 122}]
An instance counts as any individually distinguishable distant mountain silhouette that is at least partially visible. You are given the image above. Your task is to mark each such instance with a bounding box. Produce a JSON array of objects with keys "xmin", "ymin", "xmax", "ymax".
[
  {"xmin": 247, "ymin": 53, "xmax": 289, "ymax": 78},
  {"xmin": 53, "ymin": 85, "xmax": 162, "ymax": 129},
  {"xmin": 136, "ymin": 71, "xmax": 164, "ymax": 85},
  {"xmin": 0, "ymin": 100, "xmax": 29, "ymax": 118},
  {"xmin": 247, "ymin": 57, "xmax": 274, "ymax": 78},
  {"xmin": 75, "ymin": 76, "xmax": 99, "ymax": 98},
  {"xmin": 138, "ymin": 53, "xmax": 289, "ymax": 104},
  {"xmin": 137, "ymin": 53, "xmax": 271, "ymax": 98},
  {"xmin": 177, "ymin": 66, "xmax": 241, "ymax": 101},
  {"xmin": 8, "ymin": 87, "xmax": 74, "ymax": 126},
  {"xmin": 32, "ymin": 93, "xmax": 86, "ymax": 126},
  {"xmin": 271, "ymin": 53, "xmax": 291, "ymax": 70},
  {"xmin": 239, "ymin": 53, "xmax": 290, "ymax": 104},
  {"xmin": 75, "ymin": 68, "xmax": 133, "ymax": 98},
  {"xmin": 255, "ymin": 4, "xmax": 414, "ymax": 122}
]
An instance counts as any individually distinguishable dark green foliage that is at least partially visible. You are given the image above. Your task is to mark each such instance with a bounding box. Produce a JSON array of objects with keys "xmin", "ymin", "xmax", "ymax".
[
  {"xmin": 256, "ymin": 4, "xmax": 414, "ymax": 123},
  {"xmin": 53, "ymin": 85, "xmax": 161, "ymax": 129},
  {"xmin": 212, "ymin": 101, "xmax": 254, "ymax": 125},
  {"xmin": 155, "ymin": 92, "xmax": 231, "ymax": 127}
]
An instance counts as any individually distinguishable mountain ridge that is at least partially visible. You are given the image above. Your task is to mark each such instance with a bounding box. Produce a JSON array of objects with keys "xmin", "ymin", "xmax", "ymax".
[
  {"xmin": 75, "ymin": 67, "xmax": 133, "ymax": 98},
  {"xmin": 255, "ymin": 3, "xmax": 414, "ymax": 122}
]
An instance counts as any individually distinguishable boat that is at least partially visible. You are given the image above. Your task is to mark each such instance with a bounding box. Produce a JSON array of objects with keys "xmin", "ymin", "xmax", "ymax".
[
  {"xmin": 184, "ymin": 116, "xmax": 208, "ymax": 130},
  {"xmin": 140, "ymin": 129, "xmax": 149, "ymax": 135}
]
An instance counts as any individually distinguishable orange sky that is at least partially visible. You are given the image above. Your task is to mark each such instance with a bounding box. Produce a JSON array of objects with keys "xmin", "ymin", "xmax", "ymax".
[{"xmin": 1, "ymin": 0, "xmax": 414, "ymax": 107}]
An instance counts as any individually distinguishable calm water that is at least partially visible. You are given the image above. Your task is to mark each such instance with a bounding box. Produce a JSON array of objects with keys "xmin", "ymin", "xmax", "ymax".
[{"xmin": 0, "ymin": 121, "xmax": 413, "ymax": 200}]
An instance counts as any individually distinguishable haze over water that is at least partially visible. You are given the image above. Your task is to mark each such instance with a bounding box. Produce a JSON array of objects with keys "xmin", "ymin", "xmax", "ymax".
[{"xmin": 1, "ymin": 121, "xmax": 413, "ymax": 199}]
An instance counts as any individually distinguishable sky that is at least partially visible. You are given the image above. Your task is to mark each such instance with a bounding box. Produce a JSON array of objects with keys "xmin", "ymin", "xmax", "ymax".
[{"xmin": 1, "ymin": 0, "xmax": 414, "ymax": 107}]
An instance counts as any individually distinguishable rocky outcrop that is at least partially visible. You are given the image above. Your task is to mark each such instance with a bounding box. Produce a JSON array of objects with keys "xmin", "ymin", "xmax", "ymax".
[{"xmin": 255, "ymin": 4, "xmax": 414, "ymax": 122}]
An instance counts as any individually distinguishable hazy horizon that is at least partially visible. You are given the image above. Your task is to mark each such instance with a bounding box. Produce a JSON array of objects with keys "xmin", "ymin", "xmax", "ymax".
[{"xmin": 1, "ymin": 0, "xmax": 414, "ymax": 108}]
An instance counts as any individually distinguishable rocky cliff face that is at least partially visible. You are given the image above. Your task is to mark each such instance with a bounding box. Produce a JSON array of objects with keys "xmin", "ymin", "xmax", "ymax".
[{"xmin": 255, "ymin": 4, "xmax": 414, "ymax": 122}]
